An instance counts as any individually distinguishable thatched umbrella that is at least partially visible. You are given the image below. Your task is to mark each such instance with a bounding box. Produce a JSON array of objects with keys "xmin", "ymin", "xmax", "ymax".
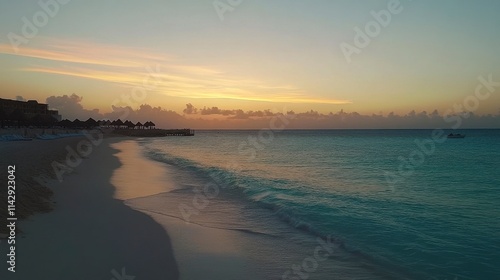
[
  {"xmin": 84, "ymin": 118, "xmax": 98, "ymax": 128},
  {"xmin": 104, "ymin": 120, "xmax": 112, "ymax": 127},
  {"xmin": 59, "ymin": 119, "xmax": 72, "ymax": 128},
  {"xmin": 72, "ymin": 119, "xmax": 83, "ymax": 128},
  {"xmin": 124, "ymin": 120, "xmax": 135, "ymax": 129},
  {"xmin": 115, "ymin": 119, "xmax": 124, "ymax": 129}
]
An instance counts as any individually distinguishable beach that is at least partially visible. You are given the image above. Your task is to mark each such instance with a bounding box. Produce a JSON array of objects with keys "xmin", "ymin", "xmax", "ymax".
[
  {"xmin": 1, "ymin": 130, "xmax": 499, "ymax": 279},
  {"xmin": 0, "ymin": 137, "xmax": 179, "ymax": 279},
  {"xmin": 109, "ymin": 129, "xmax": 500, "ymax": 279},
  {"xmin": 0, "ymin": 136, "xmax": 267, "ymax": 280},
  {"xmin": 2, "ymin": 0, "xmax": 500, "ymax": 278}
]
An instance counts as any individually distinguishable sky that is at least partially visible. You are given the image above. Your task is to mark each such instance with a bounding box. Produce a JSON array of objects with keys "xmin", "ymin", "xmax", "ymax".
[{"xmin": 1, "ymin": 0, "xmax": 499, "ymax": 128}]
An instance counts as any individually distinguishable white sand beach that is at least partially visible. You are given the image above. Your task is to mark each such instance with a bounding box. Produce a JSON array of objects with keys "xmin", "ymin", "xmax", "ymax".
[
  {"xmin": 0, "ymin": 137, "xmax": 264, "ymax": 280},
  {"xmin": 0, "ymin": 137, "xmax": 179, "ymax": 279}
]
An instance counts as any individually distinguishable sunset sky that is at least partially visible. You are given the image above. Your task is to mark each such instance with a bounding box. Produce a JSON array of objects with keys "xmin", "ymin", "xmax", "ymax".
[{"xmin": 1, "ymin": 0, "xmax": 499, "ymax": 128}]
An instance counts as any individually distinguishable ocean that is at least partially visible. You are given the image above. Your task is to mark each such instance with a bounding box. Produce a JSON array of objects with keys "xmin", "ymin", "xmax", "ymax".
[{"xmin": 124, "ymin": 129, "xmax": 500, "ymax": 279}]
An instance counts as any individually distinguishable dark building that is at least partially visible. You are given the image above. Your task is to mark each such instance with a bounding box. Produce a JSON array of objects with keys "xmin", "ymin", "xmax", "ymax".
[{"xmin": 0, "ymin": 98, "xmax": 62, "ymax": 121}]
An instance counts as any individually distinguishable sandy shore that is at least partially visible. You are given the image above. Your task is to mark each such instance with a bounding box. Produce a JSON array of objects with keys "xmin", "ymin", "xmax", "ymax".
[
  {"xmin": 0, "ymin": 136, "xmax": 268, "ymax": 280},
  {"xmin": 0, "ymin": 137, "xmax": 179, "ymax": 279},
  {"xmin": 0, "ymin": 136, "xmax": 88, "ymax": 236},
  {"xmin": 110, "ymin": 140, "xmax": 264, "ymax": 280}
]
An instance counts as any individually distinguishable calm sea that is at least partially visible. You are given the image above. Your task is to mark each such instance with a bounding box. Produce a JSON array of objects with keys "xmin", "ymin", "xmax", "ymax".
[{"xmin": 132, "ymin": 129, "xmax": 500, "ymax": 279}]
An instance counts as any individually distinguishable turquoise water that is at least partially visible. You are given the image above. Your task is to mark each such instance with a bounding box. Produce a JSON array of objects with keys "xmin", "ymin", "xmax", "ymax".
[{"xmin": 138, "ymin": 129, "xmax": 500, "ymax": 279}]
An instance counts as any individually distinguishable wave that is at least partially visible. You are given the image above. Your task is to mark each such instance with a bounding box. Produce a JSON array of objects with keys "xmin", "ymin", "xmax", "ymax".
[
  {"xmin": 125, "ymin": 204, "xmax": 279, "ymax": 238},
  {"xmin": 139, "ymin": 142, "xmax": 419, "ymax": 279},
  {"xmin": 141, "ymin": 145, "xmax": 357, "ymax": 250}
]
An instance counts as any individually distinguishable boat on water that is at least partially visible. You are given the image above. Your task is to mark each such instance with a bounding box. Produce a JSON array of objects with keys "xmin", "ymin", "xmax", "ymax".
[{"xmin": 447, "ymin": 133, "xmax": 465, "ymax": 139}]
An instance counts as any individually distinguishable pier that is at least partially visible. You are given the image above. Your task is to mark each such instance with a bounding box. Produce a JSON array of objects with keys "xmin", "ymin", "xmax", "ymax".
[{"xmin": 113, "ymin": 128, "xmax": 195, "ymax": 137}]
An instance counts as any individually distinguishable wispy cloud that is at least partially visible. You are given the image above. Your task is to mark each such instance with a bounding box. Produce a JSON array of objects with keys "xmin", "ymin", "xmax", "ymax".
[
  {"xmin": 0, "ymin": 39, "xmax": 161, "ymax": 68},
  {"xmin": 1, "ymin": 37, "xmax": 351, "ymax": 105}
]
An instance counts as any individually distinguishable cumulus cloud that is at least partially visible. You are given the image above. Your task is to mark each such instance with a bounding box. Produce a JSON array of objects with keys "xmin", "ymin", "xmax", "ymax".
[
  {"xmin": 184, "ymin": 104, "xmax": 283, "ymax": 119},
  {"xmin": 105, "ymin": 104, "xmax": 186, "ymax": 128},
  {"xmin": 183, "ymin": 103, "xmax": 197, "ymax": 114},
  {"xmin": 46, "ymin": 94, "xmax": 102, "ymax": 120},
  {"xmin": 200, "ymin": 106, "xmax": 234, "ymax": 116},
  {"xmin": 189, "ymin": 106, "xmax": 500, "ymax": 129}
]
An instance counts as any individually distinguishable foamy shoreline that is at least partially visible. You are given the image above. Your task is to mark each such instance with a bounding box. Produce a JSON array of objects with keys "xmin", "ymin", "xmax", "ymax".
[{"xmin": 111, "ymin": 140, "xmax": 265, "ymax": 280}]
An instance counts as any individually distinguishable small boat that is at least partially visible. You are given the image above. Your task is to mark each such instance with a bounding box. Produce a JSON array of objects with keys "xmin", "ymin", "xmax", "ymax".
[{"xmin": 447, "ymin": 133, "xmax": 465, "ymax": 139}]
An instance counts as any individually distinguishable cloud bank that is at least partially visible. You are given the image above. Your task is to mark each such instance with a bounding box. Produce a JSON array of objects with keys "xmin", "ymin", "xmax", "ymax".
[{"xmin": 42, "ymin": 94, "xmax": 500, "ymax": 129}]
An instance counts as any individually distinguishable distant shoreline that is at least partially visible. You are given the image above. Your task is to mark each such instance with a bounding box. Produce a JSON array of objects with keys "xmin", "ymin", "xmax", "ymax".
[{"xmin": 0, "ymin": 127, "xmax": 195, "ymax": 141}]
